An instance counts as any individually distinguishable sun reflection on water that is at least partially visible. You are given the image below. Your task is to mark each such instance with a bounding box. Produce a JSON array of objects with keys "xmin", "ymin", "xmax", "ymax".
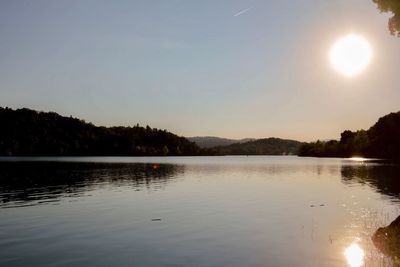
[
  {"xmin": 344, "ymin": 243, "xmax": 365, "ymax": 267},
  {"xmin": 349, "ymin": 157, "xmax": 367, "ymax": 162}
]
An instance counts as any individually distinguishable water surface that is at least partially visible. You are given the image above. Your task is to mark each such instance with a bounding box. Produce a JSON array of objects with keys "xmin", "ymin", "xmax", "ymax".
[{"xmin": 0, "ymin": 156, "xmax": 399, "ymax": 266}]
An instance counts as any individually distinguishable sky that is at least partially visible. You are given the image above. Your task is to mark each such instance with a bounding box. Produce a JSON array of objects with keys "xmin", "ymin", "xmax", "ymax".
[{"xmin": 0, "ymin": 0, "xmax": 399, "ymax": 141}]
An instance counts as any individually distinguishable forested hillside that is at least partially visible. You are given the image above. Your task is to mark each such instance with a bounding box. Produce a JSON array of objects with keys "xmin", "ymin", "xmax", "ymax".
[
  {"xmin": 0, "ymin": 107, "xmax": 202, "ymax": 156},
  {"xmin": 213, "ymin": 138, "xmax": 303, "ymax": 155},
  {"xmin": 299, "ymin": 111, "xmax": 400, "ymax": 159}
]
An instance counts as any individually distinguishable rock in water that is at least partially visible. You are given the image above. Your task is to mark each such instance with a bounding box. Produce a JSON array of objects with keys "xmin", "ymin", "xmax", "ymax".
[{"xmin": 372, "ymin": 215, "xmax": 400, "ymax": 264}]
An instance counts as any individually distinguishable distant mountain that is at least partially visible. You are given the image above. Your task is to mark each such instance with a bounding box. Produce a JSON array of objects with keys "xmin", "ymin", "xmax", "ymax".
[
  {"xmin": 0, "ymin": 107, "xmax": 204, "ymax": 156},
  {"xmin": 299, "ymin": 111, "xmax": 400, "ymax": 159},
  {"xmin": 213, "ymin": 138, "xmax": 304, "ymax": 155},
  {"xmin": 187, "ymin": 136, "xmax": 254, "ymax": 148}
]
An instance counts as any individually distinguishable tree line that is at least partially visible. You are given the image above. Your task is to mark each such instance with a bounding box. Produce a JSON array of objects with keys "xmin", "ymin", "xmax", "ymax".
[
  {"xmin": 212, "ymin": 138, "xmax": 303, "ymax": 156},
  {"xmin": 0, "ymin": 107, "xmax": 206, "ymax": 156},
  {"xmin": 299, "ymin": 111, "xmax": 400, "ymax": 159}
]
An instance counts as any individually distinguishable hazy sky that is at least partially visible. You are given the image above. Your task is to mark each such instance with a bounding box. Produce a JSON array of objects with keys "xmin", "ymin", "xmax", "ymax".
[{"xmin": 0, "ymin": 0, "xmax": 399, "ymax": 141}]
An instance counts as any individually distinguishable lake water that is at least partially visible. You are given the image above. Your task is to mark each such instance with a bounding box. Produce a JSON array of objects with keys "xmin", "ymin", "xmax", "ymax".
[{"xmin": 0, "ymin": 156, "xmax": 399, "ymax": 267}]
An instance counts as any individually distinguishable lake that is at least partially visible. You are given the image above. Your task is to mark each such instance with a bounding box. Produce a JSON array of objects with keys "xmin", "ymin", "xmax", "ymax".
[{"xmin": 0, "ymin": 156, "xmax": 399, "ymax": 266}]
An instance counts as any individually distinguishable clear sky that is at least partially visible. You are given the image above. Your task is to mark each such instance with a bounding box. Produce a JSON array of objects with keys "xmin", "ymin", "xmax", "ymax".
[{"xmin": 0, "ymin": 0, "xmax": 399, "ymax": 141}]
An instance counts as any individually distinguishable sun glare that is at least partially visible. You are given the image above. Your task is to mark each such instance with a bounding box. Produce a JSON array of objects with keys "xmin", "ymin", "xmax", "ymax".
[
  {"xmin": 350, "ymin": 157, "xmax": 367, "ymax": 162},
  {"xmin": 344, "ymin": 243, "xmax": 365, "ymax": 267},
  {"xmin": 329, "ymin": 34, "xmax": 372, "ymax": 77}
]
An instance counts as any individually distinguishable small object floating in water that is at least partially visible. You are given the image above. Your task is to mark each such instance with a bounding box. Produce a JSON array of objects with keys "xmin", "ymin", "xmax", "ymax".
[
  {"xmin": 151, "ymin": 218, "xmax": 162, "ymax": 221},
  {"xmin": 310, "ymin": 204, "xmax": 325, "ymax": 207},
  {"xmin": 152, "ymin": 164, "xmax": 160, "ymax": 170}
]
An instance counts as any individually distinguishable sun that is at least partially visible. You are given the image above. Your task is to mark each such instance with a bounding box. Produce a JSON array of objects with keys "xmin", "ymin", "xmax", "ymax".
[{"xmin": 329, "ymin": 34, "xmax": 372, "ymax": 77}]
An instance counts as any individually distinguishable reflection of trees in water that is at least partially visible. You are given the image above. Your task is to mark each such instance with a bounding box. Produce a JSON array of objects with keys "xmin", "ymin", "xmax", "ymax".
[
  {"xmin": 341, "ymin": 164, "xmax": 400, "ymax": 199},
  {"xmin": 0, "ymin": 162, "xmax": 183, "ymax": 207}
]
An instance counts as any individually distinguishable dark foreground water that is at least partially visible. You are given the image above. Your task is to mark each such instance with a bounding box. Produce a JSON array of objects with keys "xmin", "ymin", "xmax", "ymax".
[{"xmin": 0, "ymin": 156, "xmax": 399, "ymax": 267}]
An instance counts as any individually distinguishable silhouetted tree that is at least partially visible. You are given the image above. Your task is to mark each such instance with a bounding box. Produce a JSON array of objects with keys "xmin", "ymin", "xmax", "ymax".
[
  {"xmin": 367, "ymin": 112, "xmax": 400, "ymax": 158},
  {"xmin": 298, "ymin": 111, "xmax": 400, "ymax": 159},
  {"xmin": 373, "ymin": 0, "xmax": 400, "ymax": 36}
]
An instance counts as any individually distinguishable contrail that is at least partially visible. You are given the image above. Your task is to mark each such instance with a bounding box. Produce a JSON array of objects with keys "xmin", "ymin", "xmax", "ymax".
[{"xmin": 234, "ymin": 6, "xmax": 253, "ymax": 17}]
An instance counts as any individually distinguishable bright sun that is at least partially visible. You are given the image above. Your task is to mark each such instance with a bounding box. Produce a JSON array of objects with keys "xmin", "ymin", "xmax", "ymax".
[{"xmin": 329, "ymin": 34, "xmax": 372, "ymax": 77}]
